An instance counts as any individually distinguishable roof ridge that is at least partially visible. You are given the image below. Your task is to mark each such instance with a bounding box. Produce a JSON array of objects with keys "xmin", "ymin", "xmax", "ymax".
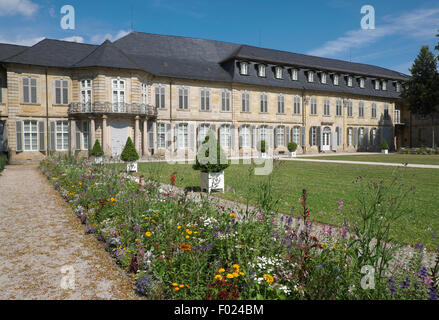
[{"xmin": 2, "ymin": 38, "xmax": 47, "ymax": 62}]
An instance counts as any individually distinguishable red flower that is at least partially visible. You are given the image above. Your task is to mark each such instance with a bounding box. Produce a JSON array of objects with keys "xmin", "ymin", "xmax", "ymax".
[{"xmin": 170, "ymin": 175, "xmax": 176, "ymax": 185}]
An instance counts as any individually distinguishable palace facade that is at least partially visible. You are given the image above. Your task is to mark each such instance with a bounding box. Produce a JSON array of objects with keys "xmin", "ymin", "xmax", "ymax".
[{"xmin": 0, "ymin": 32, "xmax": 410, "ymax": 163}]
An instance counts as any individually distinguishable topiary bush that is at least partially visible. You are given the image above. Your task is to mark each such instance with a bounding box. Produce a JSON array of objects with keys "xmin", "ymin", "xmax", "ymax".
[
  {"xmin": 258, "ymin": 140, "xmax": 266, "ymax": 153},
  {"xmin": 381, "ymin": 139, "xmax": 389, "ymax": 150},
  {"xmin": 121, "ymin": 137, "xmax": 139, "ymax": 162},
  {"xmin": 193, "ymin": 131, "xmax": 229, "ymax": 173},
  {"xmin": 288, "ymin": 142, "xmax": 298, "ymax": 152},
  {"xmin": 90, "ymin": 139, "xmax": 104, "ymax": 157}
]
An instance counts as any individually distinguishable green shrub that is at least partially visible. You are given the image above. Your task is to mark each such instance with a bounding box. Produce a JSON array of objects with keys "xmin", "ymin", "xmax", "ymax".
[
  {"xmin": 193, "ymin": 131, "xmax": 229, "ymax": 173},
  {"xmin": 0, "ymin": 154, "xmax": 7, "ymax": 173},
  {"xmin": 121, "ymin": 137, "xmax": 139, "ymax": 162},
  {"xmin": 90, "ymin": 140, "xmax": 104, "ymax": 157},
  {"xmin": 258, "ymin": 140, "xmax": 266, "ymax": 153},
  {"xmin": 288, "ymin": 142, "xmax": 298, "ymax": 152},
  {"xmin": 381, "ymin": 139, "xmax": 389, "ymax": 150}
]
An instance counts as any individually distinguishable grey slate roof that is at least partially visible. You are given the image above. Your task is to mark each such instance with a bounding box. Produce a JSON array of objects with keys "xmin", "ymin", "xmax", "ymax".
[
  {"xmin": 0, "ymin": 43, "xmax": 28, "ymax": 61},
  {"xmin": 0, "ymin": 31, "xmax": 409, "ymax": 99}
]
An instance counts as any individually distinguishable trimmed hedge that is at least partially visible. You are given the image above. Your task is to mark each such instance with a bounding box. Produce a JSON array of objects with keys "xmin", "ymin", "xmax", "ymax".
[
  {"xmin": 90, "ymin": 140, "xmax": 104, "ymax": 157},
  {"xmin": 121, "ymin": 137, "xmax": 139, "ymax": 162}
]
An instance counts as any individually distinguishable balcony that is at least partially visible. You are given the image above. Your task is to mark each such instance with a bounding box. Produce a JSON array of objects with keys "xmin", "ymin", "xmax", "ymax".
[{"xmin": 68, "ymin": 102, "xmax": 157, "ymax": 117}]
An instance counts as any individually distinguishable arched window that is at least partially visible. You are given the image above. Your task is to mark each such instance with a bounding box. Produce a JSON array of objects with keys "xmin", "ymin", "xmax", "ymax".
[
  {"xmin": 276, "ymin": 126, "xmax": 285, "ymax": 147},
  {"xmin": 239, "ymin": 125, "xmax": 250, "ymax": 148}
]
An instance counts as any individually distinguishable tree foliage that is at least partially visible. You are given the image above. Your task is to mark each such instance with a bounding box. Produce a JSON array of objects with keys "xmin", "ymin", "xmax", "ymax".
[
  {"xmin": 90, "ymin": 139, "xmax": 104, "ymax": 157},
  {"xmin": 121, "ymin": 137, "xmax": 139, "ymax": 162}
]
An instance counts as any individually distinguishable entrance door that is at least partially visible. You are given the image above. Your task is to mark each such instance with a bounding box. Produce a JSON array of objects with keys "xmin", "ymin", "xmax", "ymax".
[
  {"xmin": 322, "ymin": 127, "xmax": 331, "ymax": 151},
  {"xmin": 110, "ymin": 120, "xmax": 128, "ymax": 157}
]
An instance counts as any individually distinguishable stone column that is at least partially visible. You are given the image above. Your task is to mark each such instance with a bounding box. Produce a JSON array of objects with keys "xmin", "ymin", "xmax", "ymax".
[
  {"xmin": 69, "ymin": 119, "xmax": 76, "ymax": 155},
  {"xmin": 142, "ymin": 118, "xmax": 148, "ymax": 156},
  {"xmin": 90, "ymin": 117, "xmax": 96, "ymax": 150},
  {"xmin": 135, "ymin": 116, "xmax": 140, "ymax": 155},
  {"xmin": 102, "ymin": 115, "xmax": 108, "ymax": 156}
]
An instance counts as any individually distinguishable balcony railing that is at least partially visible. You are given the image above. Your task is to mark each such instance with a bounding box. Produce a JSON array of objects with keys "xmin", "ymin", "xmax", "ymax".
[{"xmin": 68, "ymin": 102, "xmax": 157, "ymax": 117}]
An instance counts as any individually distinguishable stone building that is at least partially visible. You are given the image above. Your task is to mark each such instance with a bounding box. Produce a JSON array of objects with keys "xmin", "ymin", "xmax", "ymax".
[{"xmin": 0, "ymin": 32, "xmax": 410, "ymax": 164}]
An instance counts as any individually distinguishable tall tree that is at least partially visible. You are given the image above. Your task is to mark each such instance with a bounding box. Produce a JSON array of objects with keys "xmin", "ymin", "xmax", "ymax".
[
  {"xmin": 436, "ymin": 29, "xmax": 439, "ymax": 60},
  {"xmin": 401, "ymin": 45, "xmax": 439, "ymax": 148}
]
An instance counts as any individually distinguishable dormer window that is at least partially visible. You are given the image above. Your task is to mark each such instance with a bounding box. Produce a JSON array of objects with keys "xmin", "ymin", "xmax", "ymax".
[
  {"xmin": 240, "ymin": 62, "xmax": 248, "ymax": 75},
  {"xmin": 347, "ymin": 76, "xmax": 353, "ymax": 87},
  {"xmin": 396, "ymin": 82, "xmax": 401, "ymax": 92},
  {"xmin": 321, "ymin": 72, "xmax": 327, "ymax": 84},
  {"xmin": 275, "ymin": 66, "xmax": 283, "ymax": 79},
  {"xmin": 258, "ymin": 64, "xmax": 266, "ymax": 77},
  {"xmin": 359, "ymin": 78, "xmax": 365, "ymax": 88},
  {"xmin": 308, "ymin": 71, "xmax": 314, "ymax": 82},
  {"xmin": 291, "ymin": 69, "xmax": 298, "ymax": 81},
  {"xmin": 382, "ymin": 80, "xmax": 387, "ymax": 91},
  {"xmin": 333, "ymin": 74, "xmax": 339, "ymax": 85},
  {"xmin": 374, "ymin": 80, "xmax": 380, "ymax": 90}
]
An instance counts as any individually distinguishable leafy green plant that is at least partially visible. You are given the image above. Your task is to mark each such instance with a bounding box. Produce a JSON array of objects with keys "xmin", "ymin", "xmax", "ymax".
[
  {"xmin": 288, "ymin": 142, "xmax": 298, "ymax": 152},
  {"xmin": 0, "ymin": 154, "xmax": 7, "ymax": 173},
  {"xmin": 121, "ymin": 137, "xmax": 139, "ymax": 162},
  {"xmin": 192, "ymin": 131, "xmax": 229, "ymax": 173},
  {"xmin": 258, "ymin": 140, "xmax": 266, "ymax": 153},
  {"xmin": 381, "ymin": 139, "xmax": 389, "ymax": 150},
  {"xmin": 90, "ymin": 139, "xmax": 104, "ymax": 157}
]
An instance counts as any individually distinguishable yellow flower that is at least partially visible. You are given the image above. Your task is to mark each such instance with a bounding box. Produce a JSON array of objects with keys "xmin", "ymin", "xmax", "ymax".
[
  {"xmin": 194, "ymin": 231, "xmax": 198, "ymax": 234},
  {"xmin": 174, "ymin": 287, "xmax": 180, "ymax": 292},
  {"xmin": 177, "ymin": 226, "xmax": 181, "ymax": 229},
  {"xmin": 226, "ymin": 274, "xmax": 234, "ymax": 279},
  {"xmin": 239, "ymin": 272, "xmax": 245, "ymax": 276},
  {"xmin": 218, "ymin": 268, "xmax": 225, "ymax": 273},
  {"xmin": 214, "ymin": 275, "xmax": 223, "ymax": 281},
  {"xmin": 171, "ymin": 283, "xmax": 178, "ymax": 287},
  {"xmin": 232, "ymin": 272, "xmax": 239, "ymax": 278},
  {"xmin": 145, "ymin": 232, "xmax": 152, "ymax": 237},
  {"xmin": 179, "ymin": 284, "xmax": 184, "ymax": 288},
  {"xmin": 232, "ymin": 264, "xmax": 240, "ymax": 271},
  {"xmin": 186, "ymin": 229, "xmax": 192, "ymax": 235},
  {"xmin": 263, "ymin": 274, "xmax": 274, "ymax": 285},
  {"xmin": 185, "ymin": 235, "xmax": 190, "ymax": 239},
  {"xmin": 333, "ymin": 242, "xmax": 337, "ymax": 248},
  {"xmin": 229, "ymin": 213, "xmax": 237, "ymax": 219}
]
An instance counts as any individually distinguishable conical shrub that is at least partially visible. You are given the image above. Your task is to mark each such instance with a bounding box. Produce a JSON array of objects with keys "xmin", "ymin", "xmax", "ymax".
[
  {"xmin": 90, "ymin": 139, "xmax": 104, "ymax": 157},
  {"xmin": 121, "ymin": 137, "xmax": 139, "ymax": 162}
]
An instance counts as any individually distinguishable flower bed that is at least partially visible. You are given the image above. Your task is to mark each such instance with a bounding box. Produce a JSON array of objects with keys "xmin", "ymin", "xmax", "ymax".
[
  {"xmin": 39, "ymin": 156, "xmax": 438, "ymax": 300},
  {"xmin": 398, "ymin": 147, "xmax": 439, "ymax": 155}
]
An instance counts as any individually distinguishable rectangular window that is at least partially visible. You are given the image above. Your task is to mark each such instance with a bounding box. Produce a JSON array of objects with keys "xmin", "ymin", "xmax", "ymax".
[
  {"xmin": 240, "ymin": 62, "xmax": 248, "ymax": 75},
  {"xmin": 394, "ymin": 109, "xmax": 401, "ymax": 124},
  {"xmin": 308, "ymin": 71, "xmax": 314, "ymax": 82},
  {"xmin": 112, "ymin": 79, "xmax": 125, "ymax": 112},
  {"xmin": 292, "ymin": 126, "xmax": 300, "ymax": 144},
  {"xmin": 157, "ymin": 123, "xmax": 166, "ymax": 148},
  {"xmin": 324, "ymin": 99, "xmax": 330, "ymax": 116},
  {"xmin": 396, "ymin": 82, "xmax": 401, "ymax": 93},
  {"xmin": 259, "ymin": 126, "xmax": 267, "ymax": 143},
  {"xmin": 384, "ymin": 104, "xmax": 390, "ymax": 120},
  {"xmin": 333, "ymin": 74, "xmax": 339, "ymax": 86},
  {"xmin": 80, "ymin": 80, "xmax": 92, "ymax": 112},
  {"xmin": 375, "ymin": 80, "xmax": 380, "ymax": 90},
  {"xmin": 177, "ymin": 124, "xmax": 188, "ymax": 148},
  {"xmin": 260, "ymin": 94, "xmax": 268, "ymax": 113},
  {"xmin": 360, "ymin": 78, "xmax": 365, "ymax": 88},
  {"xmin": 291, "ymin": 69, "xmax": 298, "ymax": 81},
  {"xmin": 310, "ymin": 97, "xmax": 317, "ymax": 115},
  {"xmin": 277, "ymin": 95, "xmax": 285, "ymax": 114},
  {"xmin": 56, "ymin": 120, "xmax": 69, "ymax": 150},
  {"xmin": 24, "ymin": 120, "xmax": 38, "ymax": 151},
  {"xmin": 293, "ymin": 96, "xmax": 301, "ymax": 114},
  {"xmin": 23, "ymin": 77, "xmax": 37, "ymax": 104},
  {"xmin": 155, "ymin": 86, "xmax": 165, "ymax": 109},
  {"xmin": 347, "ymin": 76, "xmax": 353, "ymax": 87},
  {"xmin": 347, "ymin": 128, "xmax": 353, "ymax": 146},
  {"xmin": 258, "ymin": 65, "xmax": 266, "ymax": 77},
  {"xmin": 336, "ymin": 99, "xmax": 342, "ymax": 116},
  {"xmin": 55, "ymin": 79, "xmax": 69, "ymax": 105},
  {"xmin": 359, "ymin": 101, "xmax": 364, "ymax": 118},
  {"xmin": 371, "ymin": 103, "xmax": 377, "ymax": 118},
  {"xmin": 275, "ymin": 67, "xmax": 283, "ymax": 79},
  {"xmin": 200, "ymin": 89, "xmax": 210, "ymax": 111},
  {"xmin": 141, "ymin": 82, "xmax": 148, "ymax": 104},
  {"xmin": 82, "ymin": 121, "xmax": 89, "ymax": 150},
  {"xmin": 178, "ymin": 87, "xmax": 189, "ymax": 110},
  {"xmin": 347, "ymin": 100, "xmax": 353, "ymax": 117},
  {"xmin": 198, "ymin": 124, "xmax": 210, "ymax": 146},
  {"xmin": 242, "ymin": 92, "xmax": 249, "ymax": 112},
  {"xmin": 321, "ymin": 73, "xmax": 327, "ymax": 84},
  {"xmin": 382, "ymin": 81, "xmax": 387, "ymax": 91},
  {"xmin": 220, "ymin": 125, "xmax": 231, "ymax": 149},
  {"xmin": 240, "ymin": 125, "xmax": 250, "ymax": 148},
  {"xmin": 222, "ymin": 90, "xmax": 231, "ymax": 112},
  {"xmin": 276, "ymin": 126, "xmax": 285, "ymax": 147}
]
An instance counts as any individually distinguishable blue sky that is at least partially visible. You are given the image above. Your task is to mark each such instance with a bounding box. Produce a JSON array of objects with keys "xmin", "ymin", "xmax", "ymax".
[{"xmin": 0, "ymin": 0, "xmax": 438, "ymax": 74}]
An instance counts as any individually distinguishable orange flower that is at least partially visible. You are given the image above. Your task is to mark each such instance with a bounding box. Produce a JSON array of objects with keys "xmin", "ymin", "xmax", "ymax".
[
  {"xmin": 174, "ymin": 287, "xmax": 180, "ymax": 292},
  {"xmin": 179, "ymin": 244, "xmax": 191, "ymax": 251}
]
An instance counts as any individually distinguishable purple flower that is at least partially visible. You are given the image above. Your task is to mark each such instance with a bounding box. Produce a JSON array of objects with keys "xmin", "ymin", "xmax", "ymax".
[
  {"xmin": 389, "ymin": 277, "xmax": 396, "ymax": 295},
  {"xmin": 429, "ymin": 286, "xmax": 438, "ymax": 300},
  {"xmin": 337, "ymin": 199, "xmax": 343, "ymax": 211},
  {"xmin": 400, "ymin": 277, "xmax": 410, "ymax": 289},
  {"xmin": 418, "ymin": 265, "xmax": 428, "ymax": 281},
  {"xmin": 415, "ymin": 242, "xmax": 424, "ymax": 252}
]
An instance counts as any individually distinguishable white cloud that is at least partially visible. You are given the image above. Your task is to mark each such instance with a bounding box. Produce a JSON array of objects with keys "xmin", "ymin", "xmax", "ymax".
[
  {"xmin": 0, "ymin": 35, "xmax": 44, "ymax": 46},
  {"xmin": 90, "ymin": 30, "xmax": 130, "ymax": 44},
  {"xmin": 0, "ymin": 0, "xmax": 39, "ymax": 17},
  {"xmin": 62, "ymin": 36, "xmax": 85, "ymax": 43},
  {"xmin": 307, "ymin": 7, "xmax": 439, "ymax": 57}
]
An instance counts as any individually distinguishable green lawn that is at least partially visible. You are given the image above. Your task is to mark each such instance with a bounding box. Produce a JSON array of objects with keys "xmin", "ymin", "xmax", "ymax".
[
  {"xmin": 130, "ymin": 160, "xmax": 439, "ymax": 250},
  {"xmin": 301, "ymin": 153, "xmax": 439, "ymax": 165}
]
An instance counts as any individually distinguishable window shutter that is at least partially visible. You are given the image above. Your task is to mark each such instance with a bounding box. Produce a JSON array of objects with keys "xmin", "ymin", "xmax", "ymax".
[
  {"xmin": 74, "ymin": 121, "xmax": 81, "ymax": 151},
  {"xmin": 268, "ymin": 126, "xmax": 273, "ymax": 149},
  {"xmin": 301, "ymin": 126, "xmax": 306, "ymax": 147},
  {"xmin": 238, "ymin": 126, "xmax": 243, "ymax": 148},
  {"xmin": 274, "ymin": 127, "xmax": 278, "ymax": 148},
  {"xmin": 353, "ymin": 128, "xmax": 358, "ymax": 146},
  {"xmin": 189, "ymin": 123, "xmax": 195, "ymax": 151},
  {"xmin": 285, "ymin": 126, "xmax": 290, "ymax": 145},
  {"xmin": 332, "ymin": 130, "xmax": 338, "ymax": 151},
  {"xmin": 15, "ymin": 121, "xmax": 23, "ymax": 152},
  {"xmin": 339, "ymin": 127, "xmax": 343, "ymax": 146},
  {"xmin": 63, "ymin": 80, "xmax": 68, "ymax": 104},
  {"xmin": 210, "ymin": 124, "xmax": 216, "ymax": 138},
  {"xmin": 230, "ymin": 124, "xmax": 235, "ymax": 150},
  {"xmin": 364, "ymin": 128, "xmax": 369, "ymax": 146},
  {"xmin": 147, "ymin": 122, "xmax": 154, "ymax": 149},
  {"xmin": 0, "ymin": 121, "xmax": 7, "ymax": 152},
  {"xmin": 317, "ymin": 127, "xmax": 322, "ymax": 149},
  {"xmin": 166, "ymin": 123, "xmax": 172, "ymax": 150},
  {"xmin": 39, "ymin": 120, "xmax": 45, "ymax": 151},
  {"xmin": 251, "ymin": 125, "xmax": 256, "ymax": 149},
  {"xmin": 49, "ymin": 121, "xmax": 55, "ymax": 151},
  {"xmin": 174, "ymin": 125, "xmax": 178, "ymax": 149}
]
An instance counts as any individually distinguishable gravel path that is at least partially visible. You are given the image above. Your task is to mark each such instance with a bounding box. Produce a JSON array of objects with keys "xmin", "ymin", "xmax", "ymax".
[{"xmin": 0, "ymin": 165, "xmax": 139, "ymax": 300}]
